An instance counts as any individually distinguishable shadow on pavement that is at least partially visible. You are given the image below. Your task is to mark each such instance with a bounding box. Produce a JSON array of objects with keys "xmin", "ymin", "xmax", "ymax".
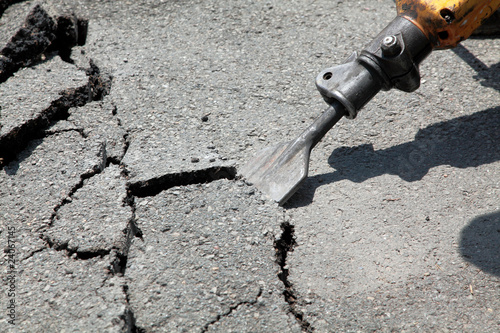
[
  {"xmin": 460, "ymin": 211, "xmax": 500, "ymax": 277},
  {"xmin": 286, "ymin": 106, "xmax": 500, "ymax": 208},
  {"xmin": 452, "ymin": 44, "xmax": 500, "ymax": 93}
]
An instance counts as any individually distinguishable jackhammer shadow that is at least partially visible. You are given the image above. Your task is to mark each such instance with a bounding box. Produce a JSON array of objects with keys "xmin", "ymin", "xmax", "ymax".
[
  {"xmin": 286, "ymin": 106, "xmax": 500, "ymax": 208},
  {"xmin": 452, "ymin": 44, "xmax": 500, "ymax": 93}
]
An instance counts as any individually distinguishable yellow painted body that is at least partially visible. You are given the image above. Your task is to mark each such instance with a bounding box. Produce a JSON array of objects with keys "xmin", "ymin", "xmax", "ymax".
[{"xmin": 396, "ymin": 0, "xmax": 500, "ymax": 48}]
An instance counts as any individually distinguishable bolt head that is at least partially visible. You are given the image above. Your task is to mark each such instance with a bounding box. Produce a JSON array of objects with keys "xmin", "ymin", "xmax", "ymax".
[
  {"xmin": 383, "ymin": 36, "xmax": 397, "ymax": 47},
  {"xmin": 381, "ymin": 35, "xmax": 401, "ymax": 57}
]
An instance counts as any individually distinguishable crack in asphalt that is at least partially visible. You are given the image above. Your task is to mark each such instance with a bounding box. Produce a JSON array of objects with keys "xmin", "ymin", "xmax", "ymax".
[
  {"xmin": 99, "ymin": 99, "xmax": 143, "ymax": 332},
  {"xmin": 49, "ymin": 14, "xmax": 88, "ymax": 64},
  {"xmin": 44, "ymin": 127, "xmax": 87, "ymax": 138},
  {"xmin": 42, "ymin": 141, "xmax": 106, "ymax": 232},
  {"xmin": 20, "ymin": 246, "xmax": 46, "ymax": 261},
  {"xmin": 201, "ymin": 287, "xmax": 264, "ymax": 332},
  {"xmin": 127, "ymin": 165, "xmax": 237, "ymax": 197},
  {"xmin": 113, "ymin": 180, "xmax": 143, "ymax": 275},
  {"xmin": 43, "ymin": 237, "xmax": 111, "ymax": 259},
  {"xmin": 275, "ymin": 221, "xmax": 314, "ymax": 332},
  {"xmin": 123, "ymin": 284, "xmax": 143, "ymax": 333}
]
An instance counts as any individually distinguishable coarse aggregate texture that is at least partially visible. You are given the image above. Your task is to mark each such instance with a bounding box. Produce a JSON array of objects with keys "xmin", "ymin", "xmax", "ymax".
[{"xmin": 0, "ymin": 0, "xmax": 498, "ymax": 331}]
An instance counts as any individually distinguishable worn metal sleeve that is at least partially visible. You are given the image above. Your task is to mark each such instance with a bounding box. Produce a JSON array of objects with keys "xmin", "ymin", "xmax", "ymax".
[
  {"xmin": 359, "ymin": 16, "xmax": 432, "ymax": 92},
  {"xmin": 316, "ymin": 16, "xmax": 431, "ymax": 119}
]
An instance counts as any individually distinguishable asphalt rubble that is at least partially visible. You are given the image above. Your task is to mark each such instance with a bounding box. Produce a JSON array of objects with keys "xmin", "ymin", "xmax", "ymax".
[{"xmin": 0, "ymin": 1, "xmax": 499, "ymax": 332}]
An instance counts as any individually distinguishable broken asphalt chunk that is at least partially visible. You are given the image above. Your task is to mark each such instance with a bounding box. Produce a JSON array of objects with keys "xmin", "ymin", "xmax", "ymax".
[{"xmin": 126, "ymin": 179, "xmax": 300, "ymax": 332}]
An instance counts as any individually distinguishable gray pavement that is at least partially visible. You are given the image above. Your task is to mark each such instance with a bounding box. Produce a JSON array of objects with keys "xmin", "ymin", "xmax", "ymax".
[{"xmin": 0, "ymin": 0, "xmax": 498, "ymax": 332}]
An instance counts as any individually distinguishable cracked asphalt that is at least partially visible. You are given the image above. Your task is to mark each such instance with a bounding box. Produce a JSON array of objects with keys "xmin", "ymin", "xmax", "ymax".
[{"xmin": 0, "ymin": 0, "xmax": 498, "ymax": 332}]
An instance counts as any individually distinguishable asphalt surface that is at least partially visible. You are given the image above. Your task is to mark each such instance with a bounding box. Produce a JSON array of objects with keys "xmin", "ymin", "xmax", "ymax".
[{"xmin": 0, "ymin": 0, "xmax": 498, "ymax": 332}]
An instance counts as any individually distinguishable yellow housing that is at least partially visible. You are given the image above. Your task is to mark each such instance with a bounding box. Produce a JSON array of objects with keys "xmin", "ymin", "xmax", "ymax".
[{"xmin": 396, "ymin": 0, "xmax": 500, "ymax": 49}]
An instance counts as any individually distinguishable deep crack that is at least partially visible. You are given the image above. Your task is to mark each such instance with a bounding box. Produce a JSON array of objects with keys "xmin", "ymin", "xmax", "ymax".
[
  {"xmin": 45, "ymin": 127, "xmax": 87, "ymax": 138},
  {"xmin": 275, "ymin": 222, "xmax": 314, "ymax": 332},
  {"xmin": 128, "ymin": 166, "xmax": 237, "ymax": 197},
  {"xmin": 48, "ymin": 15, "xmax": 88, "ymax": 63},
  {"xmin": 123, "ymin": 284, "xmax": 145, "ymax": 333},
  {"xmin": 106, "ymin": 156, "xmax": 122, "ymax": 166},
  {"xmin": 0, "ymin": 59, "xmax": 112, "ymax": 168},
  {"xmin": 116, "ymin": 183, "xmax": 144, "ymax": 333},
  {"xmin": 110, "ymin": 187, "xmax": 143, "ymax": 276},
  {"xmin": 0, "ymin": 3, "xmax": 102, "ymax": 168},
  {"xmin": 44, "ymin": 237, "xmax": 111, "ymax": 260},
  {"xmin": 124, "ymin": 186, "xmax": 143, "ymax": 239},
  {"xmin": 111, "ymin": 107, "xmax": 144, "ymax": 330}
]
